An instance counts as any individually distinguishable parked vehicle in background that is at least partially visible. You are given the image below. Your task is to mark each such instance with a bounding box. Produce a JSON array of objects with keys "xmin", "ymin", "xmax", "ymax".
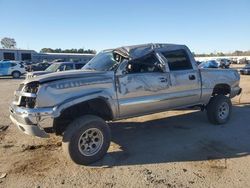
[
  {"xmin": 27, "ymin": 59, "xmax": 70, "ymax": 72},
  {"xmin": 52, "ymin": 59, "xmax": 64, "ymax": 62},
  {"xmin": 217, "ymin": 58, "xmax": 231, "ymax": 68},
  {"xmin": 198, "ymin": 60, "xmax": 219, "ymax": 68},
  {"xmin": 229, "ymin": 58, "xmax": 238, "ymax": 64},
  {"xmin": 0, "ymin": 60, "xmax": 26, "ymax": 78},
  {"xmin": 28, "ymin": 62, "xmax": 52, "ymax": 72},
  {"xmin": 238, "ymin": 58, "xmax": 249, "ymax": 64},
  {"xmin": 21, "ymin": 61, "xmax": 33, "ymax": 71},
  {"xmin": 10, "ymin": 43, "xmax": 241, "ymax": 165},
  {"xmin": 26, "ymin": 61, "xmax": 86, "ymax": 79},
  {"xmin": 240, "ymin": 64, "xmax": 250, "ymax": 75},
  {"xmin": 196, "ymin": 61, "xmax": 202, "ymax": 65}
]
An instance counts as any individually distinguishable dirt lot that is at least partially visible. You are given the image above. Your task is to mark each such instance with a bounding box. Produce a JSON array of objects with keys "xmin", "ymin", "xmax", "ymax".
[{"xmin": 0, "ymin": 71, "xmax": 250, "ymax": 188}]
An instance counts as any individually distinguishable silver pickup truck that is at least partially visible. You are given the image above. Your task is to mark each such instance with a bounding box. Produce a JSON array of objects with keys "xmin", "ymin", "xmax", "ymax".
[{"xmin": 9, "ymin": 43, "xmax": 241, "ymax": 165}]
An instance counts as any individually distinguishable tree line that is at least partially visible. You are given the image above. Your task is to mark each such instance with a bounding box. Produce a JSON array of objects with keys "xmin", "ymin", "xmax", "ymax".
[
  {"xmin": 1, "ymin": 37, "xmax": 250, "ymax": 56},
  {"xmin": 40, "ymin": 48, "xmax": 96, "ymax": 54},
  {"xmin": 194, "ymin": 50, "xmax": 250, "ymax": 57},
  {"xmin": 1, "ymin": 37, "xmax": 96, "ymax": 54}
]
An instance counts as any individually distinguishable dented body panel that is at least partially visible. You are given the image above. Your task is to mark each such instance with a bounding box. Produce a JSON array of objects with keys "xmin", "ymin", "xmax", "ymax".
[{"xmin": 9, "ymin": 43, "xmax": 241, "ymax": 138}]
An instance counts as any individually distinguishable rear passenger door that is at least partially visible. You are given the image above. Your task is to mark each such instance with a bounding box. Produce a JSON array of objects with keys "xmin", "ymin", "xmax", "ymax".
[
  {"xmin": 160, "ymin": 49, "xmax": 201, "ymax": 108},
  {"xmin": 2, "ymin": 62, "xmax": 11, "ymax": 75}
]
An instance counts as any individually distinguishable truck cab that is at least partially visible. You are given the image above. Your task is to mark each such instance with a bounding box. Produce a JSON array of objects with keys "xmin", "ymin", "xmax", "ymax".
[{"xmin": 115, "ymin": 45, "xmax": 201, "ymax": 118}]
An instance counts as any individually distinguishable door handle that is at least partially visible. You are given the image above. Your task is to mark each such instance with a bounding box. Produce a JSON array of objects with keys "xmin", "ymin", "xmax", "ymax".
[{"xmin": 189, "ymin": 75, "xmax": 196, "ymax": 80}]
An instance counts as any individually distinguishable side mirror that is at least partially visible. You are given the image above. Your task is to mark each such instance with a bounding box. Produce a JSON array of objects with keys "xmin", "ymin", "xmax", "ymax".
[{"xmin": 158, "ymin": 63, "xmax": 166, "ymax": 72}]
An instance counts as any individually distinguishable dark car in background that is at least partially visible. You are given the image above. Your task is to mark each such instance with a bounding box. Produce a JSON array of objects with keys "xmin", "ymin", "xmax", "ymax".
[
  {"xmin": 238, "ymin": 58, "xmax": 249, "ymax": 64},
  {"xmin": 196, "ymin": 61, "xmax": 202, "ymax": 65},
  {"xmin": 27, "ymin": 62, "xmax": 52, "ymax": 72},
  {"xmin": 26, "ymin": 61, "xmax": 86, "ymax": 79},
  {"xmin": 240, "ymin": 64, "xmax": 250, "ymax": 75}
]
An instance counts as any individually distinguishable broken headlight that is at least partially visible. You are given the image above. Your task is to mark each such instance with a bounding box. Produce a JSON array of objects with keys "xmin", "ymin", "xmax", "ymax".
[
  {"xmin": 19, "ymin": 81, "xmax": 39, "ymax": 108},
  {"xmin": 23, "ymin": 81, "xmax": 39, "ymax": 93}
]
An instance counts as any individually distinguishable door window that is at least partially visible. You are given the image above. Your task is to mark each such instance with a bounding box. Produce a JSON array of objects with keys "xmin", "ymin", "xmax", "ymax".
[
  {"xmin": 11, "ymin": 63, "xmax": 17, "ymax": 67},
  {"xmin": 2, "ymin": 63, "xmax": 11, "ymax": 68},
  {"xmin": 161, "ymin": 50, "xmax": 192, "ymax": 71},
  {"xmin": 59, "ymin": 64, "xmax": 74, "ymax": 71},
  {"xmin": 75, "ymin": 63, "xmax": 85, "ymax": 69},
  {"xmin": 126, "ymin": 53, "xmax": 164, "ymax": 74},
  {"xmin": 64, "ymin": 64, "xmax": 74, "ymax": 70}
]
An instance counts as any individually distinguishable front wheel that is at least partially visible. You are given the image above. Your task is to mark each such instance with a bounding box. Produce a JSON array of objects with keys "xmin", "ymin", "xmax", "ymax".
[
  {"xmin": 206, "ymin": 95, "xmax": 232, "ymax": 125},
  {"xmin": 62, "ymin": 115, "xmax": 111, "ymax": 165}
]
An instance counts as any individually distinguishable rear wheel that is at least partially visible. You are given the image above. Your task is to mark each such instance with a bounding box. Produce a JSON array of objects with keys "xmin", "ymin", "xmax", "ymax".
[
  {"xmin": 12, "ymin": 71, "xmax": 21, "ymax": 79},
  {"xmin": 206, "ymin": 95, "xmax": 232, "ymax": 125},
  {"xmin": 62, "ymin": 115, "xmax": 111, "ymax": 165}
]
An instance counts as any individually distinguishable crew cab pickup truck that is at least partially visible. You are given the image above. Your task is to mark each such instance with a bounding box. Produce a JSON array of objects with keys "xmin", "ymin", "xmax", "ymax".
[{"xmin": 9, "ymin": 43, "xmax": 241, "ymax": 165}]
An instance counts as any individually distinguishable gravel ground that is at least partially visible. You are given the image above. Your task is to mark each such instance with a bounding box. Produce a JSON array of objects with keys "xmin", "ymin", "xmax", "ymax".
[{"xmin": 0, "ymin": 71, "xmax": 250, "ymax": 188}]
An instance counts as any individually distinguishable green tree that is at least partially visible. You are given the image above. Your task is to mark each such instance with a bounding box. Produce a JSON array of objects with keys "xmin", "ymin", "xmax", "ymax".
[
  {"xmin": 1, "ymin": 37, "xmax": 17, "ymax": 48},
  {"xmin": 40, "ymin": 48, "xmax": 54, "ymax": 53},
  {"xmin": 40, "ymin": 48, "xmax": 96, "ymax": 54}
]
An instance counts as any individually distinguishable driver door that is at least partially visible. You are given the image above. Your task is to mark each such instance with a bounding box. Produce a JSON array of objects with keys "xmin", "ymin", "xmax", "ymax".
[{"xmin": 116, "ymin": 52, "xmax": 171, "ymax": 118}]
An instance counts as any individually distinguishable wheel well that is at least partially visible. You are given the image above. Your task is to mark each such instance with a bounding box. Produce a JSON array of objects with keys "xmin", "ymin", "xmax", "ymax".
[
  {"xmin": 53, "ymin": 98, "xmax": 113, "ymax": 135},
  {"xmin": 212, "ymin": 84, "xmax": 231, "ymax": 96}
]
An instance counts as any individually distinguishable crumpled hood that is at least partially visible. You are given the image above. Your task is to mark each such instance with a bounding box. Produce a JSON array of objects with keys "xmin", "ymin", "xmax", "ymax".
[{"xmin": 23, "ymin": 69, "xmax": 114, "ymax": 84}]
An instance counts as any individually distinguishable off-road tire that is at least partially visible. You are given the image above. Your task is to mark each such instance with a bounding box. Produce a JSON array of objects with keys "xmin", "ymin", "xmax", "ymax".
[
  {"xmin": 206, "ymin": 95, "xmax": 232, "ymax": 125},
  {"xmin": 62, "ymin": 115, "xmax": 111, "ymax": 165}
]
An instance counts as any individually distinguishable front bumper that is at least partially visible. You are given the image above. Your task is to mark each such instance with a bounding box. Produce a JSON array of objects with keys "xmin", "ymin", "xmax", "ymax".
[{"xmin": 9, "ymin": 104, "xmax": 54, "ymax": 138}]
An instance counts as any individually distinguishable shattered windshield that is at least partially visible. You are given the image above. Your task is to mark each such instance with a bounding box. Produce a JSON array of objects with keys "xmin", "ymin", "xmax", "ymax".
[
  {"xmin": 82, "ymin": 51, "xmax": 120, "ymax": 71},
  {"xmin": 45, "ymin": 63, "xmax": 61, "ymax": 72}
]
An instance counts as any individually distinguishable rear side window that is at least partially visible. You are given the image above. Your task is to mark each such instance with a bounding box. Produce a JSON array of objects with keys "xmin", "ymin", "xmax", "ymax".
[
  {"xmin": 161, "ymin": 50, "xmax": 192, "ymax": 71},
  {"xmin": 11, "ymin": 63, "xmax": 17, "ymax": 67}
]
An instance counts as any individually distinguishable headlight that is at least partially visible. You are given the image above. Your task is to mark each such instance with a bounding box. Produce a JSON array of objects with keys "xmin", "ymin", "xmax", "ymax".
[
  {"xmin": 24, "ymin": 81, "xmax": 39, "ymax": 93},
  {"xmin": 19, "ymin": 81, "xmax": 39, "ymax": 108}
]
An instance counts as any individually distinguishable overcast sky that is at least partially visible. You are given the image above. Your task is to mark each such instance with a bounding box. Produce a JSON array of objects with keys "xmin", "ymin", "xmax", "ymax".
[{"xmin": 0, "ymin": 0, "xmax": 249, "ymax": 53}]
